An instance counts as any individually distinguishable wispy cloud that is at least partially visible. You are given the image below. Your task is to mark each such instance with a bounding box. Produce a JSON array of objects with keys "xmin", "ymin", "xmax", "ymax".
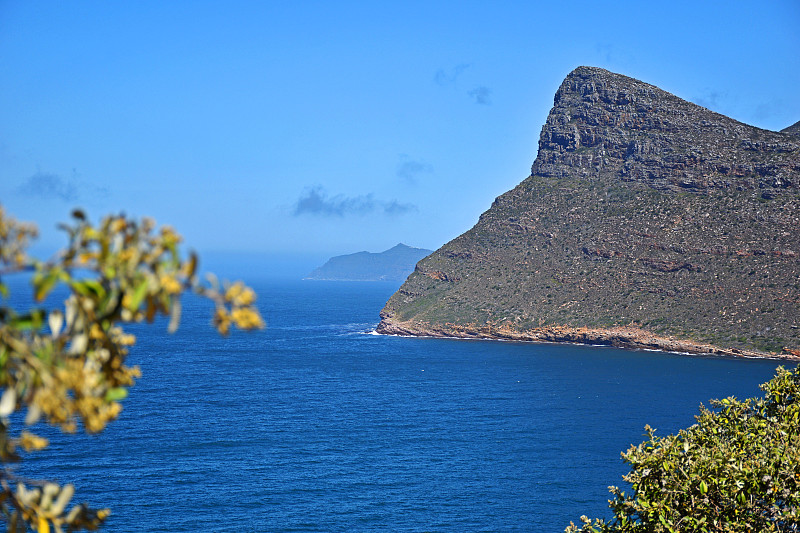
[
  {"xmin": 396, "ymin": 156, "xmax": 432, "ymax": 184},
  {"xmin": 752, "ymin": 102, "xmax": 777, "ymax": 123},
  {"xmin": 17, "ymin": 172, "xmax": 78, "ymax": 202},
  {"xmin": 435, "ymin": 65, "xmax": 492, "ymax": 105},
  {"xmin": 16, "ymin": 170, "xmax": 110, "ymax": 203},
  {"xmin": 593, "ymin": 42, "xmax": 635, "ymax": 67},
  {"xmin": 468, "ymin": 86, "xmax": 492, "ymax": 105},
  {"xmin": 595, "ymin": 43, "xmax": 618, "ymax": 63},
  {"xmin": 434, "ymin": 63, "xmax": 470, "ymax": 86},
  {"xmin": 293, "ymin": 186, "xmax": 417, "ymax": 218},
  {"xmin": 294, "ymin": 186, "xmax": 374, "ymax": 216},
  {"xmin": 692, "ymin": 89, "xmax": 728, "ymax": 111},
  {"xmin": 383, "ymin": 200, "xmax": 417, "ymax": 216},
  {"xmin": 692, "ymin": 90, "xmax": 781, "ymax": 128}
]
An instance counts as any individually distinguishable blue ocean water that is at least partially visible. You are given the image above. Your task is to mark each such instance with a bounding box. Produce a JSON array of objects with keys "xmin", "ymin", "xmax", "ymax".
[{"xmin": 18, "ymin": 279, "xmax": 787, "ymax": 531}]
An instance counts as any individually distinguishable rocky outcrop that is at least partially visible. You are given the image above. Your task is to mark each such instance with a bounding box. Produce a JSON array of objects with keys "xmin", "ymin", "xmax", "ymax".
[{"xmin": 378, "ymin": 67, "xmax": 800, "ymax": 358}]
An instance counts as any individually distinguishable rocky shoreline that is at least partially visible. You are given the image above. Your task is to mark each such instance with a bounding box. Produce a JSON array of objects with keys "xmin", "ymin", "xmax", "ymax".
[{"xmin": 376, "ymin": 317, "xmax": 800, "ymax": 361}]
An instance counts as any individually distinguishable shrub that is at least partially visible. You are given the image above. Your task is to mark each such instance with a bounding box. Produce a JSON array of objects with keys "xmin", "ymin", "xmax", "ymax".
[{"xmin": 567, "ymin": 366, "xmax": 800, "ymax": 532}]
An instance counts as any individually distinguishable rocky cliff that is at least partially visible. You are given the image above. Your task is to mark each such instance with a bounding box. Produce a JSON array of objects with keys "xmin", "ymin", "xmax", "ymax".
[{"xmin": 378, "ymin": 67, "xmax": 800, "ymax": 358}]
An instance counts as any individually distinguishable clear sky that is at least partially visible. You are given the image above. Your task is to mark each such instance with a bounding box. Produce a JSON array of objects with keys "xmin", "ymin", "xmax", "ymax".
[{"xmin": 1, "ymin": 1, "xmax": 798, "ymax": 274}]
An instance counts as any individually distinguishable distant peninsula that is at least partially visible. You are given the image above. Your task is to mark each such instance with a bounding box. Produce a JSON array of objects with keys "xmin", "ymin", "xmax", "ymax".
[
  {"xmin": 305, "ymin": 243, "xmax": 432, "ymax": 282},
  {"xmin": 378, "ymin": 66, "xmax": 800, "ymax": 359}
]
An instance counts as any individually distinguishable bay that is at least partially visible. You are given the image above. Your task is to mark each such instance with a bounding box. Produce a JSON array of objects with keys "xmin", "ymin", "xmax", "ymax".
[{"xmin": 20, "ymin": 279, "xmax": 786, "ymax": 531}]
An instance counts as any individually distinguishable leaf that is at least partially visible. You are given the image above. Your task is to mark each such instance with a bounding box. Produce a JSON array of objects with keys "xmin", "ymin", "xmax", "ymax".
[
  {"xmin": 70, "ymin": 279, "xmax": 106, "ymax": 300},
  {"xmin": 48, "ymin": 310, "xmax": 64, "ymax": 337},
  {"xmin": 168, "ymin": 298, "xmax": 181, "ymax": 333},
  {"xmin": 25, "ymin": 403, "xmax": 42, "ymax": 426},
  {"xmin": 70, "ymin": 281, "xmax": 90, "ymax": 297},
  {"xmin": 83, "ymin": 279, "xmax": 106, "ymax": 300},
  {"xmin": 10, "ymin": 311, "xmax": 43, "ymax": 331},
  {"xmin": 34, "ymin": 272, "xmax": 59, "ymax": 302},
  {"xmin": 68, "ymin": 333, "xmax": 88, "ymax": 355},
  {"xmin": 41, "ymin": 483, "xmax": 58, "ymax": 509},
  {"xmin": 19, "ymin": 431, "xmax": 49, "ymax": 452},
  {"xmin": 50, "ymin": 484, "xmax": 74, "ymax": 515},
  {"xmin": 187, "ymin": 251, "xmax": 198, "ymax": 278},
  {"xmin": 0, "ymin": 387, "xmax": 17, "ymax": 417},
  {"xmin": 699, "ymin": 480, "xmax": 707, "ymax": 494},
  {"xmin": 104, "ymin": 388, "xmax": 128, "ymax": 402},
  {"xmin": 64, "ymin": 298, "xmax": 77, "ymax": 329},
  {"xmin": 126, "ymin": 279, "xmax": 149, "ymax": 311}
]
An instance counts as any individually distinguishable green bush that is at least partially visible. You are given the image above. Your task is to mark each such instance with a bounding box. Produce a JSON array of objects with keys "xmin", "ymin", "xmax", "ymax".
[{"xmin": 567, "ymin": 366, "xmax": 800, "ymax": 532}]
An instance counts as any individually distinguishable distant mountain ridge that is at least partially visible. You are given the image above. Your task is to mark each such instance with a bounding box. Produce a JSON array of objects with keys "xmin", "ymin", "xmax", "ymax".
[
  {"xmin": 305, "ymin": 244, "xmax": 432, "ymax": 281},
  {"xmin": 378, "ymin": 66, "xmax": 800, "ymax": 358}
]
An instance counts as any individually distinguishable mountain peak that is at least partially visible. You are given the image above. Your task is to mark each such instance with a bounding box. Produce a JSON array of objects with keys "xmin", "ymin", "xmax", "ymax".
[
  {"xmin": 379, "ymin": 68, "xmax": 800, "ymax": 357},
  {"xmin": 782, "ymin": 120, "xmax": 800, "ymax": 137},
  {"xmin": 535, "ymin": 66, "xmax": 798, "ymax": 192}
]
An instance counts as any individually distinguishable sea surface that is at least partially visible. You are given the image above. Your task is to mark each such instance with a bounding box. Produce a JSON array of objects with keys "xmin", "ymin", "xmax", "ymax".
[{"xmin": 17, "ymin": 278, "xmax": 788, "ymax": 531}]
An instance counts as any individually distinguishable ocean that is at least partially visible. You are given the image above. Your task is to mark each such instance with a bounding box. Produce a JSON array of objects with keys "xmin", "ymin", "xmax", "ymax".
[{"xmin": 19, "ymin": 278, "xmax": 786, "ymax": 531}]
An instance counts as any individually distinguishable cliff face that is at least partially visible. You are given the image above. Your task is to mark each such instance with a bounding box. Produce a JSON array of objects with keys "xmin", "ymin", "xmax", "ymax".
[{"xmin": 378, "ymin": 67, "xmax": 800, "ymax": 357}]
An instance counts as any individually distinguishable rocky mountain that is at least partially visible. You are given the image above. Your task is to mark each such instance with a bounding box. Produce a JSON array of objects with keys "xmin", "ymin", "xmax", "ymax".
[
  {"xmin": 378, "ymin": 67, "xmax": 800, "ymax": 358},
  {"xmin": 305, "ymin": 243, "xmax": 432, "ymax": 282},
  {"xmin": 783, "ymin": 120, "xmax": 800, "ymax": 137}
]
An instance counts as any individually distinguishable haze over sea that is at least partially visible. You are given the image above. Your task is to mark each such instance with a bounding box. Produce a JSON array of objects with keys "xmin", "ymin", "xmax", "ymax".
[{"xmin": 15, "ymin": 276, "xmax": 784, "ymax": 531}]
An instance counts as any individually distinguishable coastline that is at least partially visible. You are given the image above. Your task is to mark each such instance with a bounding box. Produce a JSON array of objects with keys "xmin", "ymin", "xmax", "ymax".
[{"xmin": 376, "ymin": 317, "xmax": 800, "ymax": 361}]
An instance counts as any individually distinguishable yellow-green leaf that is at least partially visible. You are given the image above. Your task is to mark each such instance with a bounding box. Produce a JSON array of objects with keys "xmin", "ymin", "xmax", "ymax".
[
  {"xmin": 104, "ymin": 388, "xmax": 128, "ymax": 402},
  {"xmin": 127, "ymin": 279, "xmax": 149, "ymax": 311},
  {"xmin": 34, "ymin": 272, "xmax": 59, "ymax": 302}
]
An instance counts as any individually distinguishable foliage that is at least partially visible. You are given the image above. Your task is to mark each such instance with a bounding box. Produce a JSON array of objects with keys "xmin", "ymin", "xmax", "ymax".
[
  {"xmin": 0, "ymin": 207, "xmax": 264, "ymax": 532},
  {"xmin": 566, "ymin": 366, "xmax": 800, "ymax": 533}
]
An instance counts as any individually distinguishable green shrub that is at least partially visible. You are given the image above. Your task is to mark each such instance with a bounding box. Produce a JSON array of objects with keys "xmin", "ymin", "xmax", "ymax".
[{"xmin": 567, "ymin": 366, "xmax": 800, "ymax": 532}]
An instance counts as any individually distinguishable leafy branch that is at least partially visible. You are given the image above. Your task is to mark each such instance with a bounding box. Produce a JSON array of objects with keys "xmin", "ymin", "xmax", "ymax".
[{"xmin": 0, "ymin": 207, "xmax": 264, "ymax": 532}]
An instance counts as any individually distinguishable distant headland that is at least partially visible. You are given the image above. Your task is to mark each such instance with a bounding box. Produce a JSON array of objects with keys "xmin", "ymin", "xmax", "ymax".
[{"xmin": 305, "ymin": 243, "xmax": 432, "ymax": 282}]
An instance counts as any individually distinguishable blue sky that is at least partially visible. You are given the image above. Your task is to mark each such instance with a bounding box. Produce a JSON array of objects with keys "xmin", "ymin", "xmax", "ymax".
[{"xmin": 1, "ymin": 1, "xmax": 799, "ymax": 274}]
